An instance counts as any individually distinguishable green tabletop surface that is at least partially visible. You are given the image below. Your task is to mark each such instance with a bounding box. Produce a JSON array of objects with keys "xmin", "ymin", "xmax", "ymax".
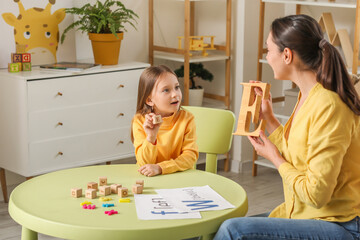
[{"xmin": 9, "ymin": 164, "xmax": 248, "ymax": 240}]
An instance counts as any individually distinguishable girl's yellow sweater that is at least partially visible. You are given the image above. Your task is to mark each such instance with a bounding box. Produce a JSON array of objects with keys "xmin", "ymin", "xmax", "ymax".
[{"xmin": 132, "ymin": 109, "xmax": 199, "ymax": 174}]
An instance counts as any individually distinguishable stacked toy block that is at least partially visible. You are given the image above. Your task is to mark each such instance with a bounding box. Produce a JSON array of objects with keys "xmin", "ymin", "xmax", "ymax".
[{"xmin": 8, "ymin": 44, "xmax": 32, "ymax": 73}]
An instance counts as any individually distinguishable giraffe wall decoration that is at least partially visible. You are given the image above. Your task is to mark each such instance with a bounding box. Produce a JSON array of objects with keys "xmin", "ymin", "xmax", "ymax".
[{"xmin": 2, "ymin": 0, "xmax": 65, "ymax": 65}]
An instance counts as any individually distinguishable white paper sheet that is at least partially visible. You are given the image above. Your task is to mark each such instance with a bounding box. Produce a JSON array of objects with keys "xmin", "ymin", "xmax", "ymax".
[
  {"xmin": 155, "ymin": 185, "xmax": 235, "ymax": 213},
  {"xmin": 134, "ymin": 194, "xmax": 202, "ymax": 220}
]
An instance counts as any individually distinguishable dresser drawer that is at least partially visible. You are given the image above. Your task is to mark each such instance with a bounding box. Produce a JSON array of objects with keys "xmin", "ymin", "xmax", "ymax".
[
  {"xmin": 29, "ymin": 99, "xmax": 135, "ymax": 141},
  {"xmin": 27, "ymin": 69, "xmax": 142, "ymax": 111},
  {"xmin": 28, "ymin": 128, "xmax": 134, "ymax": 173}
]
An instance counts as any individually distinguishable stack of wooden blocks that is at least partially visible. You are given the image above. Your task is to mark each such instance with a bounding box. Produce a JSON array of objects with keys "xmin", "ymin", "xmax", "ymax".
[{"xmin": 8, "ymin": 44, "xmax": 32, "ymax": 73}]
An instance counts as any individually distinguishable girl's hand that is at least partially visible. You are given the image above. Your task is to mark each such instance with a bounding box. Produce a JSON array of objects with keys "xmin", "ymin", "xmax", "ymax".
[
  {"xmin": 138, "ymin": 164, "xmax": 162, "ymax": 177},
  {"xmin": 248, "ymin": 131, "xmax": 285, "ymax": 169},
  {"xmin": 143, "ymin": 113, "xmax": 162, "ymax": 144}
]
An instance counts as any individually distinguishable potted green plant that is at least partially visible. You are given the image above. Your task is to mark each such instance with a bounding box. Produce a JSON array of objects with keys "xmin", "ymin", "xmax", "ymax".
[
  {"xmin": 174, "ymin": 63, "xmax": 213, "ymax": 106},
  {"xmin": 61, "ymin": 0, "xmax": 138, "ymax": 65}
]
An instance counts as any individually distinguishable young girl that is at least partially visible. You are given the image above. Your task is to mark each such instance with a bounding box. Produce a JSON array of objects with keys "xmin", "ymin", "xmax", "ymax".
[
  {"xmin": 131, "ymin": 65, "xmax": 199, "ymax": 177},
  {"xmin": 215, "ymin": 15, "xmax": 360, "ymax": 239}
]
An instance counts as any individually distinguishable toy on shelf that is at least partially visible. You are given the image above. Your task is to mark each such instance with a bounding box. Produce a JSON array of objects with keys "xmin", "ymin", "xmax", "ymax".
[
  {"xmin": 318, "ymin": 12, "xmax": 358, "ymax": 68},
  {"xmin": 8, "ymin": 44, "xmax": 32, "ymax": 73},
  {"xmin": 177, "ymin": 35, "xmax": 216, "ymax": 57},
  {"xmin": 233, "ymin": 82, "xmax": 270, "ymax": 137}
]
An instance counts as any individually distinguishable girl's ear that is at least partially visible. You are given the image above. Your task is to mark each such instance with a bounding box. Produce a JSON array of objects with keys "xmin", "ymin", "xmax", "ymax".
[
  {"xmin": 283, "ymin": 47, "xmax": 293, "ymax": 64},
  {"xmin": 146, "ymin": 97, "xmax": 154, "ymax": 107}
]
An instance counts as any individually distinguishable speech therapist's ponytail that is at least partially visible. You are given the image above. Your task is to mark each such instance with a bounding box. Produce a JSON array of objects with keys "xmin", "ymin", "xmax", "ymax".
[
  {"xmin": 317, "ymin": 39, "xmax": 360, "ymax": 115},
  {"xmin": 271, "ymin": 14, "xmax": 360, "ymax": 115}
]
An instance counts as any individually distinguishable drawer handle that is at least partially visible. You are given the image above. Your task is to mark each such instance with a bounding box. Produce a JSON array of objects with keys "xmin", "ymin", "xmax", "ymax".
[
  {"xmin": 118, "ymin": 84, "xmax": 125, "ymax": 88},
  {"xmin": 58, "ymin": 152, "xmax": 63, "ymax": 156},
  {"xmin": 57, "ymin": 92, "xmax": 63, "ymax": 96},
  {"xmin": 118, "ymin": 113, "xmax": 124, "ymax": 117},
  {"xmin": 118, "ymin": 140, "xmax": 124, "ymax": 144},
  {"xmin": 57, "ymin": 122, "xmax": 63, "ymax": 126}
]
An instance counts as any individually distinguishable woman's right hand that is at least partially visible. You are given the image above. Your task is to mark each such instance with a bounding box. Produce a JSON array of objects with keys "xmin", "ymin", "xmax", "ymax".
[
  {"xmin": 249, "ymin": 81, "xmax": 280, "ymax": 134},
  {"xmin": 143, "ymin": 113, "xmax": 161, "ymax": 144},
  {"xmin": 249, "ymin": 80, "xmax": 274, "ymax": 121}
]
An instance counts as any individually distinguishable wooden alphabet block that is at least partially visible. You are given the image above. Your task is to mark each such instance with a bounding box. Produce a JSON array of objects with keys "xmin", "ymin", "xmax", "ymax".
[
  {"xmin": 132, "ymin": 184, "xmax": 143, "ymax": 194},
  {"xmin": 136, "ymin": 180, "xmax": 144, "ymax": 187},
  {"xmin": 16, "ymin": 44, "xmax": 27, "ymax": 53},
  {"xmin": 71, "ymin": 188, "xmax": 82, "ymax": 198},
  {"xmin": 99, "ymin": 186, "xmax": 111, "ymax": 196},
  {"xmin": 110, "ymin": 184, "xmax": 122, "ymax": 194},
  {"xmin": 85, "ymin": 189, "xmax": 97, "ymax": 199},
  {"xmin": 8, "ymin": 63, "xmax": 21, "ymax": 73},
  {"xmin": 118, "ymin": 187, "xmax": 128, "ymax": 198},
  {"xmin": 21, "ymin": 53, "xmax": 31, "ymax": 63},
  {"xmin": 99, "ymin": 176, "xmax": 107, "ymax": 186},
  {"xmin": 11, "ymin": 53, "xmax": 22, "ymax": 63},
  {"xmin": 87, "ymin": 182, "xmax": 98, "ymax": 190},
  {"xmin": 153, "ymin": 115, "xmax": 162, "ymax": 124},
  {"xmin": 22, "ymin": 62, "xmax": 32, "ymax": 71},
  {"xmin": 233, "ymin": 82, "xmax": 271, "ymax": 137}
]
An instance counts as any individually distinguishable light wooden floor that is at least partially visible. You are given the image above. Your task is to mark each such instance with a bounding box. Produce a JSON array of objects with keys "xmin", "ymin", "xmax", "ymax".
[{"xmin": 0, "ymin": 163, "xmax": 283, "ymax": 240}]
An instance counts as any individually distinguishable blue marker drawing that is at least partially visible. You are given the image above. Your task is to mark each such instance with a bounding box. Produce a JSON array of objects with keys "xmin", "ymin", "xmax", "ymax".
[
  {"xmin": 182, "ymin": 200, "xmax": 219, "ymax": 210},
  {"xmin": 151, "ymin": 211, "xmax": 181, "ymax": 215}
]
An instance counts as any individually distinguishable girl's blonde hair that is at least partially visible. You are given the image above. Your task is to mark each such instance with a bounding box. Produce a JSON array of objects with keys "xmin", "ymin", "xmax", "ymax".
[
  {"xmin": 135, "ymin": 65, "xmax": 178, "ymax": 115},
  {"xmin": 131, "ymin": 65, "xmax": 179, "ymax": 142}
]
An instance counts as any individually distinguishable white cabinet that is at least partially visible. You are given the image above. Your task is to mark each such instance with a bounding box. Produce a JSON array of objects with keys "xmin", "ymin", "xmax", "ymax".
[{"xmin": 0, "ymin": 62, "xmax": 149, "ymax": 179}]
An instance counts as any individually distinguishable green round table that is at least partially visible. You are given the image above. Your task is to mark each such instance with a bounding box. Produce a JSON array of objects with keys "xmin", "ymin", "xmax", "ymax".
[{"xmin": 9, "ymin": 165, "xmax": 248, "ymax": 240}]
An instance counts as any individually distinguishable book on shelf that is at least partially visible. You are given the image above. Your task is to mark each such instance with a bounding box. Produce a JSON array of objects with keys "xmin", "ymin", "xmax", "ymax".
[{"xmin": 39, "ymin": 62, "xmax": 101, "ymax": 72}]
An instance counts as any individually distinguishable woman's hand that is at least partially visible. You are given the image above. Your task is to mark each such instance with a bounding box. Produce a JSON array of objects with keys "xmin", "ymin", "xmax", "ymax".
[
  {"xmin": 248, "ymin": 131, "xmax": 285, "ymax": 169},
  {"xmin": 249, "ymin": 80, "xmax": 274, "ymax": 122},
  {"xmin": 143, "ymin": 113, "xmax": 162, "ymax": 144},
  {"xmin": 249, "ymin": 80, "xmax": 280, "ymax": 134},
  {"xmin": 138, "ymin": 164, "xmax": 162, "ymax": 177}
]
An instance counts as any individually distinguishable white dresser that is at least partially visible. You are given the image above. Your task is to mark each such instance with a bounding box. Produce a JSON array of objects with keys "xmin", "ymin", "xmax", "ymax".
[{"xmin": 0, "ymin": 62, "xmax": 149, "ymax": 182}]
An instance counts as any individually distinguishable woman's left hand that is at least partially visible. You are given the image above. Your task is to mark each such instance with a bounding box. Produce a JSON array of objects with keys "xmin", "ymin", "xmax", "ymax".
[{"xmin": 248, "ymin": 130, "xmax": 285, "ymax": 169}]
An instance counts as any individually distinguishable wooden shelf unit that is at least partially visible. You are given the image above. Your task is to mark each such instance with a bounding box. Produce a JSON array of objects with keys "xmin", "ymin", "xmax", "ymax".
[
  {"xmin": 253, "ymin": 0, "xmax": 360, "ymax": 176},
  {"xmin": 148, "ymin": 0, "xmax": 232, "ymax": 109}
]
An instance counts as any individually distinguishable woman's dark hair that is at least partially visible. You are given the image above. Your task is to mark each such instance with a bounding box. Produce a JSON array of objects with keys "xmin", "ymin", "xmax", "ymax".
[{"xmin": 271, "ymin": 14, "xmax": 360, "ymax": 115}]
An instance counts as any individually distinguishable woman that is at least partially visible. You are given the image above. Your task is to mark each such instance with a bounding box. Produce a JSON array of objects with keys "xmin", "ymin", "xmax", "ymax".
[{"xmin": 215, "ymin": 15, "xmax": 360, "ymax": 240}]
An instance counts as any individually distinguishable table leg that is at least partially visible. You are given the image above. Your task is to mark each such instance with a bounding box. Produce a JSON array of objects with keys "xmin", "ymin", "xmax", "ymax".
[
  {"xmin": 200, "ymin": 233, "xmax": 215, "ymax": 240},
  {"xmin": 21, "ymin": 226, "xmax": 38, "ymax": 240},
  {"xmin": 0, "ymin": 168, "xmax": 8, "ymax": 203}
]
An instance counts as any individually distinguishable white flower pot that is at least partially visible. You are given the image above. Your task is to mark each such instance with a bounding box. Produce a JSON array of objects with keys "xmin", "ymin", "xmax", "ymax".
[{"xmin": 189, "ymin": 88, "xmax": 204, "ymax": 106}]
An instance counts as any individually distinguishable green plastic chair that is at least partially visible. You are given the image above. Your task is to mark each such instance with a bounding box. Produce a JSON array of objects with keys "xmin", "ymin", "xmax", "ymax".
[{"xmin": 182, "ymin": 106, "xmax": 236, "ymax": 174}]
